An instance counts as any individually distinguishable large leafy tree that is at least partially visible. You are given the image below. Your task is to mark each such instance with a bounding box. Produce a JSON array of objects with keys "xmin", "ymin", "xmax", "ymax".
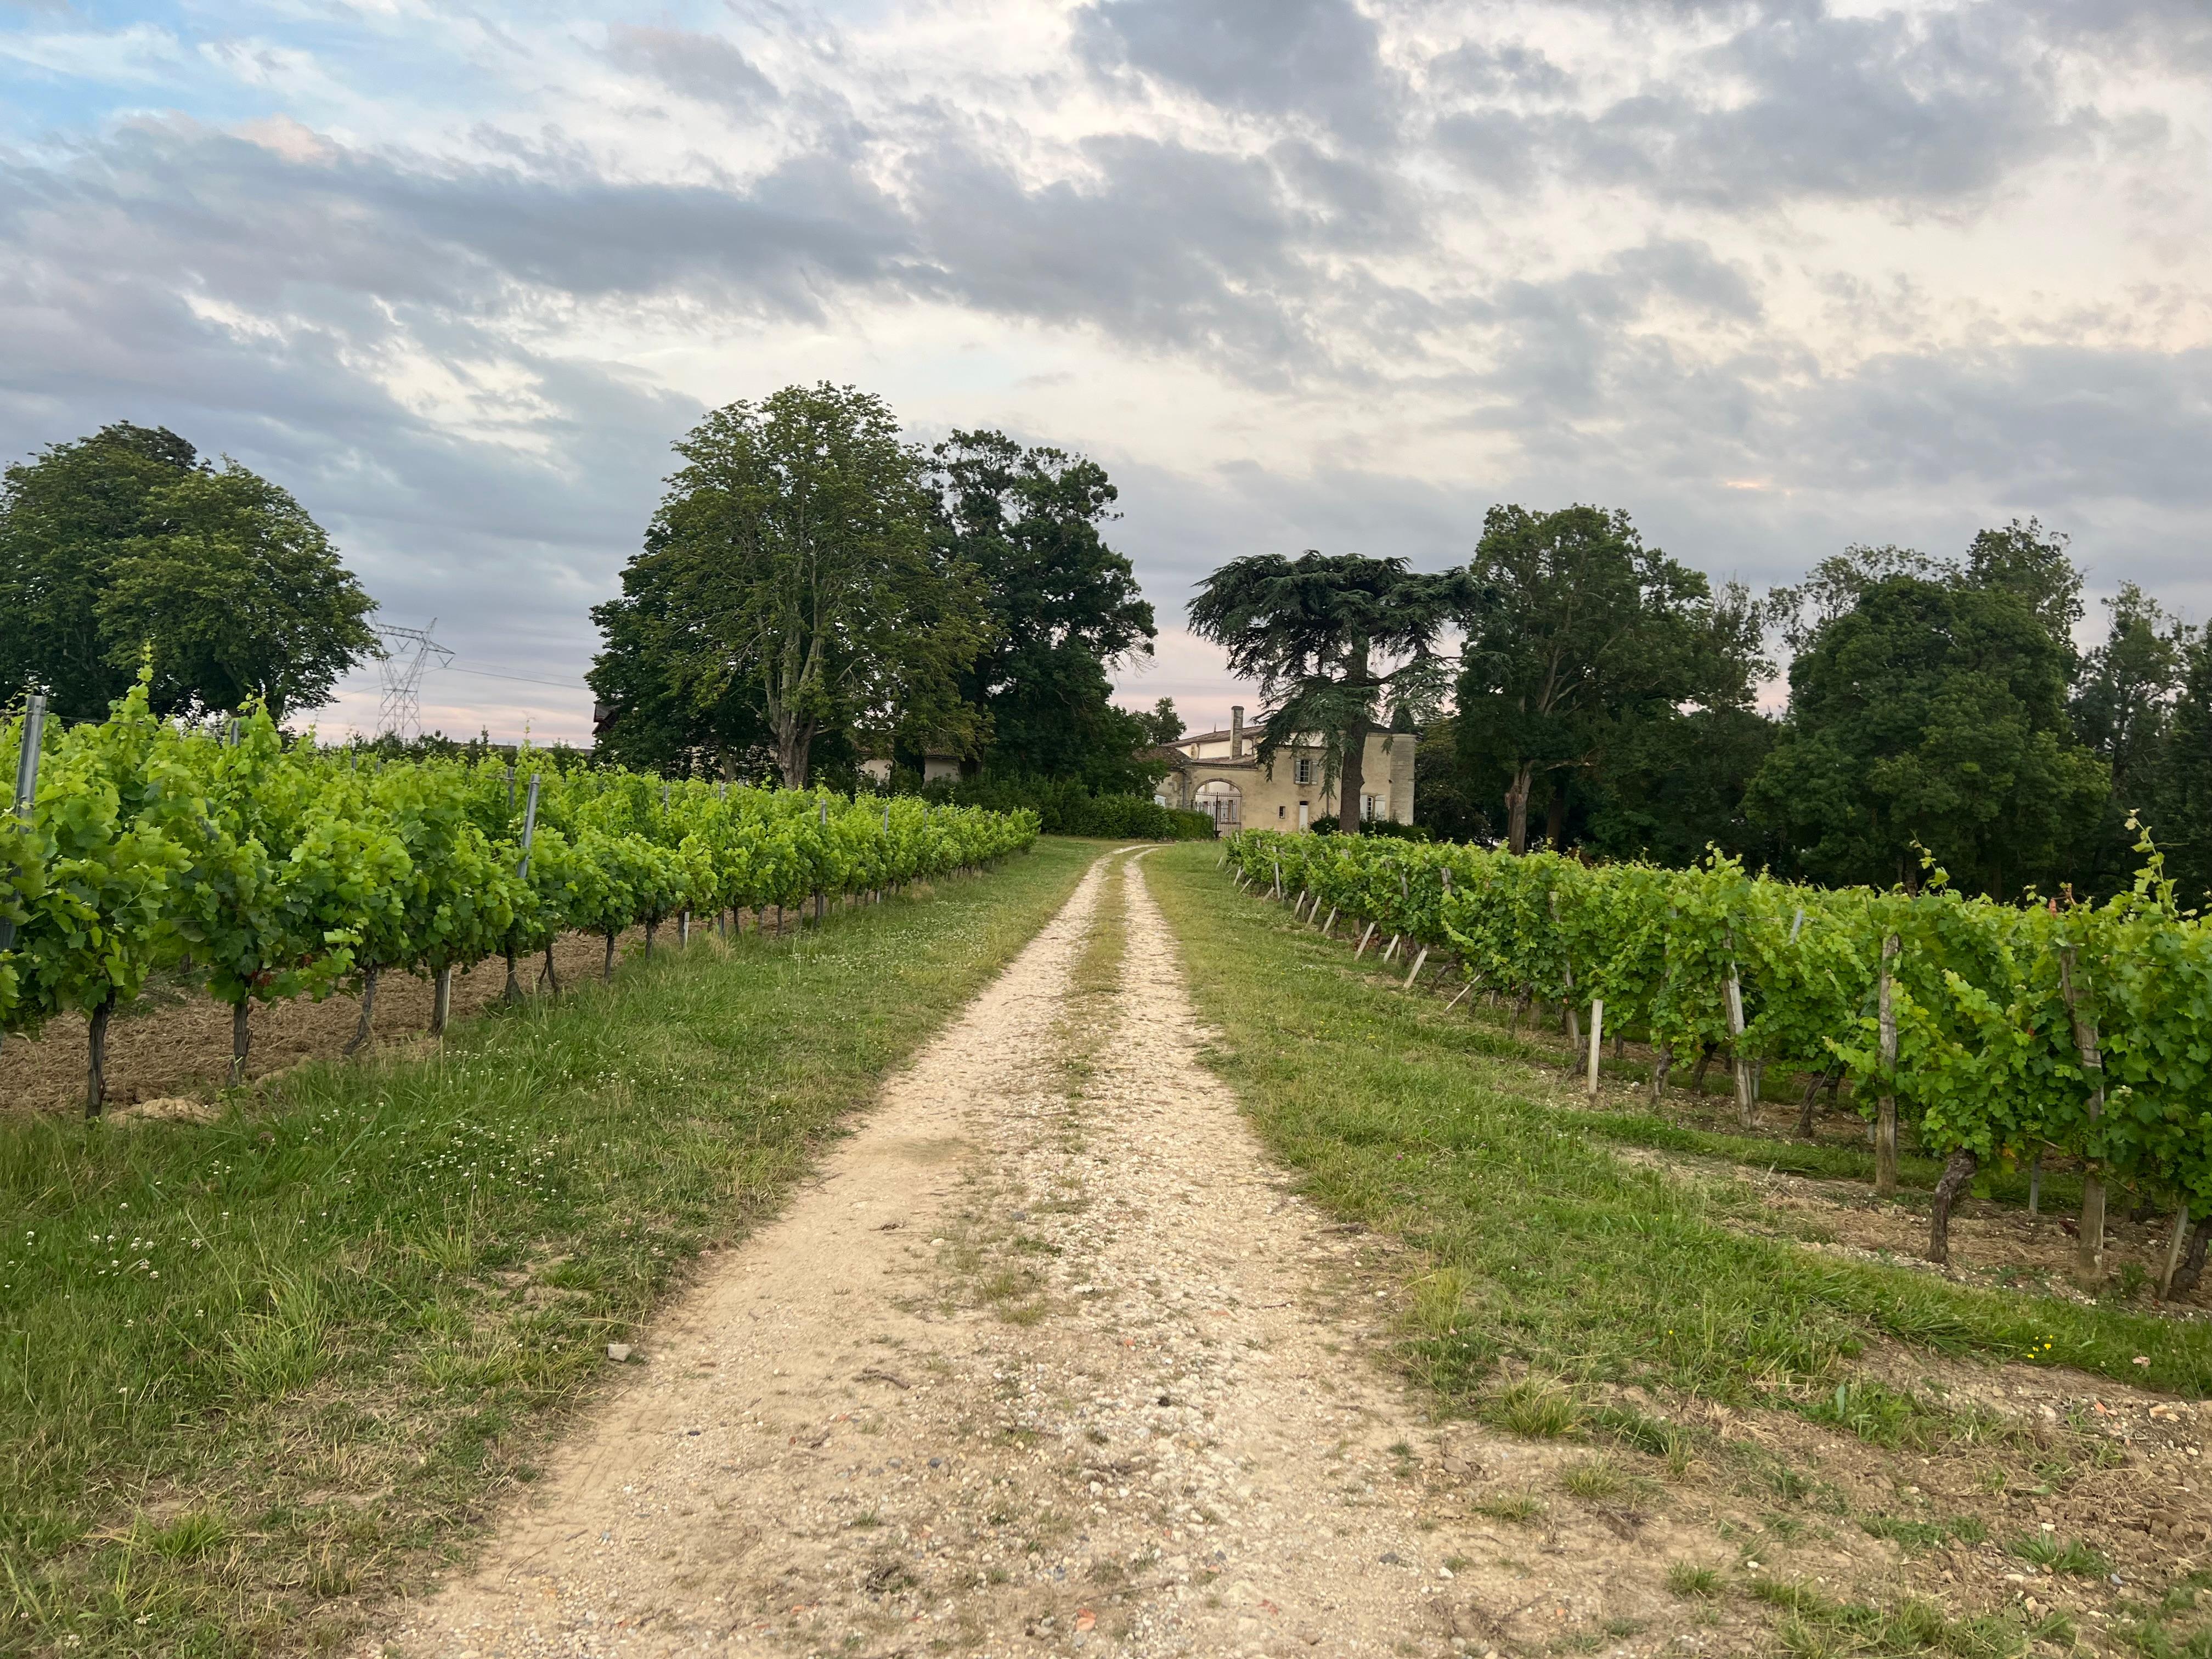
[
  {"xmin": 99, "ymin": 463, "xmax": 379, "ymax": 722},
  {"xmin": 2070, "ymin": 583, "xmax": 2194, "ymax": 891},
  {"xmin": 587, "ymin": 548, "xmax": 776, "ymax": 777},
  {"xmin": 928, "ymin": 431, "xmax": 1156, "ymax": 788},
  {"xmin": 1747, "ymin": 572, "xmax": 2108, "ymax": 895},
  {"xmin": 2155, "ymin": 634, "xmax": 2212, "ymax": 907},
  {"xmin": 0, "ymin": 422, "xmax": 376, "ymax": 721},
  {"xmin": 1189, "ymin": 551, "xmax": 1467, "ymax": 832},
  {"xmin": 1454, "ymin": 504, "xmax": 1762, "ymax": 854},
  {"xmin": 591, "ymin": 385, "xmax": 985, "ymax": 788}
]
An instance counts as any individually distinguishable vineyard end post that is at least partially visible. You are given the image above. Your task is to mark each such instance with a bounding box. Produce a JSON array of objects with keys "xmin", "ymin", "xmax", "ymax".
[
  {"xmin": 2057, "ymin": 945, "xmax": 2108, "ymax": 1283},
  {"xmin": 1587, "ymin": 998, "xmax": 1604, "ymax": 1099},
  {"xmin": 1875, "ymin": 932, "xmax": 1900, "ymax": 1196},
  {"xmin": 0, "ymin": 692, "xmax": 46, "ymax": 962}
]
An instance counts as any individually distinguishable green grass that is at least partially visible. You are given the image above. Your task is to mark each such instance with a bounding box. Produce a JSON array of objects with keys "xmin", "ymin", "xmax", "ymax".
[
  {"xmin": 1144, "ymin": 843, "xmax": 2212, "ymax": 1403},
  {"xmin": 0, "ymin": 838, "xmax": 1100, "ymax": 1656}
]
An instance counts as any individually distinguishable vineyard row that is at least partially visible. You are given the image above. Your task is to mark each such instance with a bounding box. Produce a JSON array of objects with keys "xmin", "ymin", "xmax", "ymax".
[
  {"xmin": 0, "ymin": 684, "xmax": 1039, "ymax": 1112},
  {"xmin": 1224, "ymin": 825, "xmax": 2212, "ymax": 1296}
]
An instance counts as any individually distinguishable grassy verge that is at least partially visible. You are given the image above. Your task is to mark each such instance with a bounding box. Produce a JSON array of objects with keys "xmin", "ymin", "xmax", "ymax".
[
  {"xmin": 1144, "ymin": 843, "xmax": 2212, "ymax": 1404},
  {"xmin": 1415, "ymin": 984, "xmax": 2085, "ymax": 1212},
  {"xmin": 0, "ymin": 838, "xmax": 1101, "ymax": 1656}
]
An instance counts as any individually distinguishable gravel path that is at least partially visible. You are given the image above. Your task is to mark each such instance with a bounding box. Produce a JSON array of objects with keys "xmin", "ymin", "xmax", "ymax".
[{"xmin": 367, "ymin": 850, "xmax": 1680, "ymax": 1658}]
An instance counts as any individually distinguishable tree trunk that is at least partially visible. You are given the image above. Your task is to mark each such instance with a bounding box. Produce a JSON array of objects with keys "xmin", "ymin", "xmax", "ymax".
[
  {"xmin": 542, "ymin": 938, "xmax": 561, "ymax": 994},
  {"xmin": 1690, "ymin": 1046, "xmax": 1714, "ymax": 1095},
  {"xmin": 772, "ymin": 712, "xmax": 815, "ymax": 789},
  {"xmin": 1337, "ymin": 699, "xmax": 1369, "ymax": 833},
  {"xmin": 1546, "ymin": 782, "xmax": 1568, "ymax": 852},
  {"xmin": 644, "ymin": 917, "xmax": 657, "ymax": 959},
  {"xmin": 504, "ymin": 944, "xmax": 521, "ymax": 1003},
  {"xmin": 603, "ymin": 932, "xmax": 617, "ymax": 981},
  {"xmin": 1649, "ymin": 1049, "xmax": 1672, "ymax": 1104},
  {"xmin": 431, "ymin": 967, "xmax": 454, "ymax": 1036},
  {"xmin": 1928, "ymin": 1149, "xmax": 1978, "ymax": 1264},
  {"xmin": 1795, "ymin": 1069, "xmax": 1829, "ymax": 1141},
  {"xmin": 231, "ymin": 998, "xmax": 251, "ymax": 1085},
  {"xmin": 87, "ymin": 990, "xmax": 116, "ymax": 1118},
  {"xmin": 345, "ymin": 966, "xmax": 380, "ymax": 1057},
  {"xmin": 1504, "ymin": 762, "xmax": 1537, "ymax": 855}
]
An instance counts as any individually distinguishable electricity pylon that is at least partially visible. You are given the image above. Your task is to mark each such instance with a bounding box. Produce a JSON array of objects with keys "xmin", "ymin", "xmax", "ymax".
[{"xmin": 374, "ymin": 620, "xmax": 453, "ymax": 742}]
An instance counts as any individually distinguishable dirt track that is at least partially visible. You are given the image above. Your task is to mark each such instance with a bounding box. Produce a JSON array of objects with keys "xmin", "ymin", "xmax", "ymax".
[
  {"xmin": 364, "ymin": 851, "xmax": 1713, "ymax": 1657},
  {"xmin": 359, "ymin": 851, "xmax": 2209, "ymax": 1659}
]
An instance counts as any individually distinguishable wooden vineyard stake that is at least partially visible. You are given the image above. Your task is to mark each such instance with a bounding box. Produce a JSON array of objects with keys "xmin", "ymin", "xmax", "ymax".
[
  {"xmin": 0, "ymin": 693, "xmax": 45, "ymax": 1057},
  {"xmin": 1875, "ymin": 933, "xmax": 1900, "ymax": 1195},
  {"xmin": 1402, "ymin": 946, "xmax": 1428, "ymax": 989},
  {"xmin": 1355, "ymin": 921, "xmax": 1376, "ymax": 957},
  {"xmin": 2057, "ymin": 945, "xmax": 2108, "ymax": 1282},
  {"xmin": 1587, "ymin": 998, "xmax": 1604, "ymax": 1099},
  {"xmin": 1724, "ymin": 964, "xmax": 1754, "ymax": 1129},
  {"xmin": 1320, "ymin": 906, "xmax": 1337, "ymax": 938}
]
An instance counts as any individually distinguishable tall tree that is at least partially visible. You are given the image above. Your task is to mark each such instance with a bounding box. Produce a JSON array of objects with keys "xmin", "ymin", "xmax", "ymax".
[
  {"xmin": 928, "ymin": 432, "xmax": 1155, "ymax": 788},
  {"xmin": 1964, "ymin": 517, "xmax": 2085, "ymax": 654},
  {"xmin": 593, "ymin": 385, "xmax": 985, "ymax": 788},
  {"xmin": 1454, "ymin": 504, "xmax": 1762, "ymax": 854},
  {"xmin": 98, "ymin": 464, "xmax": 379, "ymax": 723},
  {"xmin": 2155, "ymin": 634, "xmax": 2212, "ymax": 907},
  {"xmin": 2070, "ymin": 583, "xmax": 2193, "ymax": 889},
  {"xmin": 586, "ymin": 550, "xmax": 775, "ymax": 777},
  {"xmin": 1133, "ymin": 697, "xmax": 1184, "ymax": 747},
  {"xmin": 1746, "ymin": 572, "xmax": 2107, "ymax": 895},
  {"xmin": 0, "ymin": 423, "xmax": 376, "ymax": 722},
  {"xmin": 1189, "ymin": 552, "xmax": 1466, "ymax": 832}
]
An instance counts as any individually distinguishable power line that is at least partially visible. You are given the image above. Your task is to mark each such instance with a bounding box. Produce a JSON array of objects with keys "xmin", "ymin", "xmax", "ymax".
[{"xmin": 438, "ymin": 663, "xmax": 588, "ymax": 693}]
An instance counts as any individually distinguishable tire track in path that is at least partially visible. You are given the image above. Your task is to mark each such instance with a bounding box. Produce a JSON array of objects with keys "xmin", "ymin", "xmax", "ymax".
[{"xmin": 369, "ymin": 850, "xmax": 1674, "ymax": 1658}]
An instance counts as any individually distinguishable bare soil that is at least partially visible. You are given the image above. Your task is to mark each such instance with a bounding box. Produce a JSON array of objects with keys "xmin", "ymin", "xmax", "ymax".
[
  {"xmin": 357, "ymin": 855, "xmax": 2211, "ymax": 1658},
  {"xmin": 1457, "ymin": 1039, "xmax": 2207, "ymax": 1317},
  {"xmin": 0, "ymin": 915, "xmax": 815, "ymax": 1115}
]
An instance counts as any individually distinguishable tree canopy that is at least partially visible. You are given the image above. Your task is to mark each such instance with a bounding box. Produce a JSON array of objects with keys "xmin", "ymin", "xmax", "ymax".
[
  {"xmin": 590, "ymin": 384, "xmax": 985, "ymax": 789},
  {"xmin": 0, "ymin": 423, "xmax": 376, "ymax": 721},
  {"xmin": 1745, "ymin": 572, "xmax": 2106, "ymax": 895},
  {"xmin": 1453, "ymin": 504, "xmax": 1762, "ymax": 854},
  {"xmin": 928, "ymin": 431, "xmax": 1156, "ymax": 790},
  {"xmin": 1190, "ymin": 551, "xmax": 1466, "ymax": 832}
]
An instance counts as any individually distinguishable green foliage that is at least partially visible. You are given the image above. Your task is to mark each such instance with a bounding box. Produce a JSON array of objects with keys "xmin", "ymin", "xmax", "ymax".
[
  {"xmin": 0, "ymin": 423, "xmax": 377, "ymax": 722},
  {"xmin": 924, "ymin": 775, "xmax": 1211, "ymax": 840},
  {"xmin": 1748, "ymin": 567, "xmax": 2107, "ymax": 899},
  {"xmin": 929, "ymin": 431, "xmax": 1158, "ymax": 791},
  {"xmin": 590, "ymin": 383, "xmax": 986, "ymax": 788},
  {"xmin": 1455, "ymin": 504, "xmax": 1764, "ymax": 855},
  {"xmin": 1159, "ymin": 842, "xmax": 2212, "ymax": 1404},
  {"xmin": 0, "ymin": 691, "xmax": 1041, "ymax": 1111},
  {"xmin": 1223, "ymin": 821, "xmax": 2212, "ymax": 1273},
  {"xmin": 0, "ymin": 836, "xmax": 1097, "ymax": 1651}
]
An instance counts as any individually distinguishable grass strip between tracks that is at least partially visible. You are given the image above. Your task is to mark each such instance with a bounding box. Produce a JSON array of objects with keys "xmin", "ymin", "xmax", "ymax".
[
  {"xmin": 1143, "ymin": 842, "xmax": 2212, "ymax": 1408},
  {"xmin": 0, "ymin": 836, "xmax": 1103, "ymax": 1657}
]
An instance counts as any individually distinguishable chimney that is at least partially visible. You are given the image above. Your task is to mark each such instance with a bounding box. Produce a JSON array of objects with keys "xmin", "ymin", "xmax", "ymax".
[{"xmin": 1231, "ymin": 705, "xmax": 1244, "ymax": 759}]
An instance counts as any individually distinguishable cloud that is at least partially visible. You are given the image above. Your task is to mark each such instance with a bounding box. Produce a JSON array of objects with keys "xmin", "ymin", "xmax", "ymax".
[
  {"xmin": 605, "ymin": 24, "xmax": 778, "ymax": 114},
  {"xmin": 1, "ymin": 0, "xmax": 2208, "ymax": 737},
  {"xmin": 1072, "ymin": 0, "xmax": 1399, "ymax": 142}
]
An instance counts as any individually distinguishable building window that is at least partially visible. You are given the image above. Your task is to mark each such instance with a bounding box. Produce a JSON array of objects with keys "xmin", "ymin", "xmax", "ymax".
[
  {"xmin": 1294, "ymin": 757, "xmax": 1314, "ymax": 786},
  {"xmin": 1363, "ymin": 794, "xmax": 1383, "ymax": 820}
]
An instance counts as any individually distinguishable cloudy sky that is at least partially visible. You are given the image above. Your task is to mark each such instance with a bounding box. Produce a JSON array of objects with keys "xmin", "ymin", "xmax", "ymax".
[{"xmin": 3, "ymin": 0, "xmax": 2208, "ymax": 744}]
